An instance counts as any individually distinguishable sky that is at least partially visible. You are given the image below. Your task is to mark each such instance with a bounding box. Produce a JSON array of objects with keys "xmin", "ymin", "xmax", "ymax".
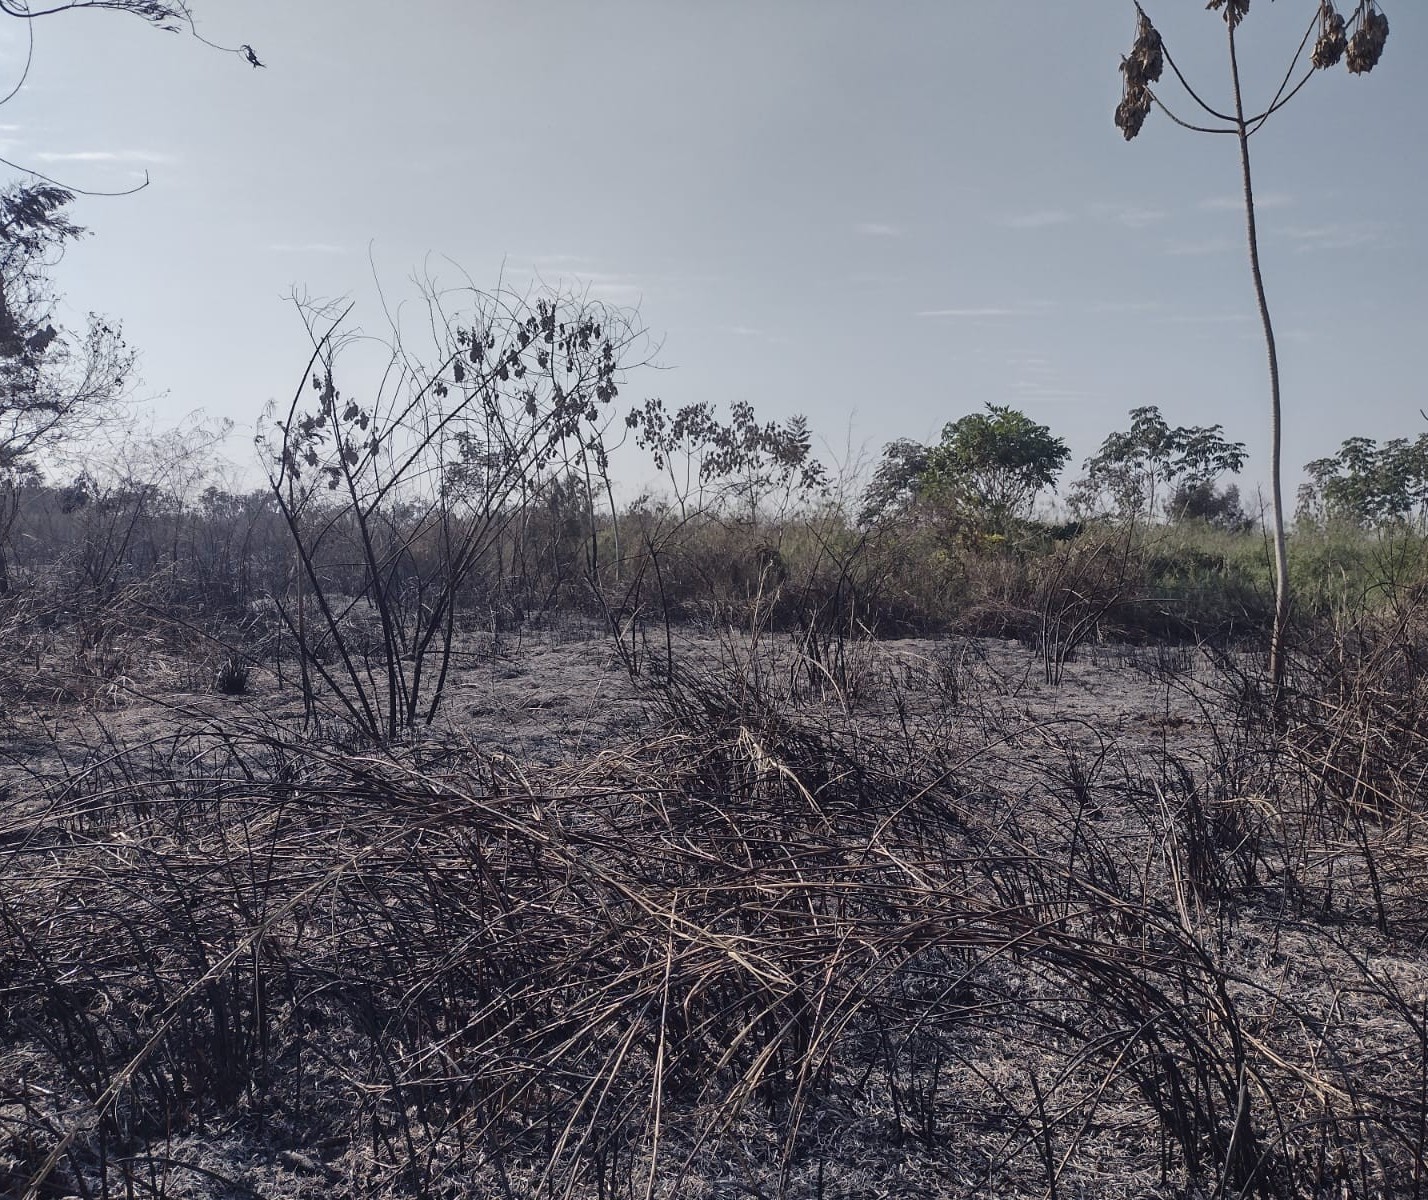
[{"xmin": 3, "ymin": 0, "xmax": 1425, "ymax": 505}]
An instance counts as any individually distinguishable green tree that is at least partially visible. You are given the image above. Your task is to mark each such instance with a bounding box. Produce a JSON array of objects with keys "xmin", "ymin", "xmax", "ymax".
[
  {"xmin": 1114, "ymin": 1, "xmax": 1390, "ymax": 686},
  {"xmin": 1298, "ymin": 433, "xmax": 1428, "ymax": 528},
  {"xmin": 858, "ymin": 437, "xmax": 932, "ymax": 525},
  {"xmin": 626, "ymin": 398, "xmax": 826, "ymax": 523},
  {"xmin": 922, "ymin": 404, "xmax": 1069, "ymax": 529},
  {"xmin": 1072, "ymin": 405, "xmax": 1246, "ymax": 522},
  {"xmin": 1168, "ymin": 480, "xmax": 1254, "ymax": 533}
]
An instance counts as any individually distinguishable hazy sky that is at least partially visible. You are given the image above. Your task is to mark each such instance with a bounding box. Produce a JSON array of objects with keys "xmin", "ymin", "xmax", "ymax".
[{"xmin": 6, "ymin": 1, "xmax": 1425, "ymax": 501}]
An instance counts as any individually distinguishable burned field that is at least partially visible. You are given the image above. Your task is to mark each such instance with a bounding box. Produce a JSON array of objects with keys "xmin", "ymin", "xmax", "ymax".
[
  {"xmin": 0, "ymin": 0, "xmax": 1417, "ymax": 1196},
  {"xmin": 4, "ymin": 620, "xmax": 1428, "ymax": 1199}
]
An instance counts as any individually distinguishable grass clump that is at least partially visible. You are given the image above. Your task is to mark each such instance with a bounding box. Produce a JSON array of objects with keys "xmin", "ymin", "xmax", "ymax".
[{"xmin": 214, "ymin": 654, "xmax": 250, "ymax": 695}]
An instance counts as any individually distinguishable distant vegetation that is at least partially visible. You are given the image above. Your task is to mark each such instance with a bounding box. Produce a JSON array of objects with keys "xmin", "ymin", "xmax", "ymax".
[
  {"xmin": 0, "ymin": 176, "xmax": 1413, "ymax": 676},
  {"xmin": 2, "ymin": 295, "xmax": 1426, "ymax": 714}
]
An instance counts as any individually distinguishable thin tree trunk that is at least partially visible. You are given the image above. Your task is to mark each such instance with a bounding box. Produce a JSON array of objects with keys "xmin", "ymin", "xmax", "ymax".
[{"xmin": 1228, "ymin": 23, "xmax": 1290, "ymax": 690}]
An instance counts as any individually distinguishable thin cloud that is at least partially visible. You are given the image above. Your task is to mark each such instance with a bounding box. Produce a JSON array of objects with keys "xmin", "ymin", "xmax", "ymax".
[
  {"xmin": 1164, "ymin": 236, "xmax": 1236, "ymax": 257},
  {"xmin": 1009, "ymin": 354, "xmax": 1052, "ymax": 370},
  {"xmin": 35, "ymin": 149, "xmax": 174, "ymax": 165},
  {"xmin": 724, "ymin": 324, "xmax": 788, "ymax": 345},
  {"xmin": 1162, "ymin": 312, "xmax": 1254, "ymax": 324},
  {"xmin": 846, "ymin": 270, "xmax": 906, "ymax": 286},
  {"xmin": 511, "ymin": 258, "xmax": 651, "ymax": 305},
  {"xmin": 997, "ymin": 210, "xmax": 1073, "ymax": 230},
  {"xmin": 854, "ymin": 222, "xmax": 902, "ymax": 237},
  {"xmin": 268, "ymin": 242, "xmax": 348, "ymax": 255},
  {"xmin": 1201, "ymin": 191, "xmax": 1292, "ymax": 211},
  {"xmin": 1273, "ymin": 222, "xmax": 1384, "ymax": 252},
  {"xmin": 1090, "ymin": 299, "xmax": 1160, "ymax": 315},
  {"xmin": 1014, "ymin": 385, "xmax": 1091, "ymax": 400},
  {"xmin": 1009, "ymin": 355, "xmax": 1089, "ymax": 401},
  {"xmin": 915, "ymin": 305, "xmax": 1044, "ymax": 319},
  {"xmin": 582, "ymin": 273, "xmax": 646, "ymax": 304},
  {"xmin": 1089, "ymin": 201, "xmax": 1167, "ymax": 229}
]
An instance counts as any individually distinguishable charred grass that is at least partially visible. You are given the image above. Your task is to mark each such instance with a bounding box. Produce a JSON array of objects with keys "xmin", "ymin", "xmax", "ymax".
[{"xmin": 3, "ymin": 604, "xmax": 1428, "ymax": 1197}]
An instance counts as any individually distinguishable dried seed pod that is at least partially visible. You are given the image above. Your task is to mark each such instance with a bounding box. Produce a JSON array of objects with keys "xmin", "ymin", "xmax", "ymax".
[
  {"xmin": 1311, "ymin": 3, "xmax": 1347, "ymax": 70},
  {"xmin": 1346, "ymin": 7, "xmax": 1389, "ymax": 74},
  {"xmin": 1123, "ymin": 10, "xmax": 1164, "ymax": 88},
  {"xmin": 1115, "ymin": 83, "xmax": 1152, "ymax": 141},
  {"xmin": 1117, "ymin": 7, "xmax": 1160, "ymax": 139},
  {"xmin": 1206, "ymin": 0, "xmax": 1250, "ymax": 29}
]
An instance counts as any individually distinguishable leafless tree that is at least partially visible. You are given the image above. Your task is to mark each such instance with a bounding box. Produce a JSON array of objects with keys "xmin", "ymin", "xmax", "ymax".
[{"xmin": 261, "ymin": 279, "xmax": 648, "ymax": 741}]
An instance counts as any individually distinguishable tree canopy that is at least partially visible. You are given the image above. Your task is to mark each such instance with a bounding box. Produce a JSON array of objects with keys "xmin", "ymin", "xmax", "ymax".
[
  {"xmin": 861, "ymin": 405, "xmax": 1068, "ymax": 529},
  {"xmin": 626, "ymin": 398, "xmax": 826, "ymax": 521},
  {"xmin": 858, "ymin": 438, "xmax": 932, "ymax": 526},
  {"xmin": 1300, "ymin": 434, "xmax": 1428, "ymax": 528},
  {"xmin": 923, "ymin": 404, "xmax": 1069, "ymax": 527},
  {"xmin": 1071, "ymin": 406, "xmax": 1246, "ymax": 522}
]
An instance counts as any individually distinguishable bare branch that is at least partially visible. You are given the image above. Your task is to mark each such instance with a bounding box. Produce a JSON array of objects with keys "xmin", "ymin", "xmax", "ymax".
[
  {"xmin": 1244, "ymin": 4, "xmax": 1321, "ymax": 132},
  {"xmin": 1158, "ymin": 37, "xmax": 1237, "ymax": 124},
  {"xmin": 1146, "ymin": 90, "xmax": 1236, "ymax": 136}
]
